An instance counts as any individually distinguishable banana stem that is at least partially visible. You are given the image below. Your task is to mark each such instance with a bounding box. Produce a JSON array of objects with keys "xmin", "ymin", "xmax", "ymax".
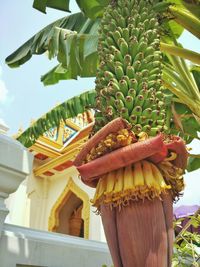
[
  {"xmin": 169, "ymin": 6, "xmax": 200, "ymax": 39},
  {"xmin": 162, "ymin": 35, "xmax": 198, "ymax": 94},
  {"xmin": 172, "ymin": 38, "xmax": 200, "ymax": 93},
  {"xmin": 163, "ymin": 80, "xmax": 200, "ymax": 118},
  {"xmin": 163, "ymin": 66, "xmax": 190, "ymax": 96},
  {"xmin": 167, "ymin": 54, "xmax": 200, "ymax": 100},
  {"xmin": 182, "ymin": 0, "xmax": 200, "ymax": 19},
  {"xmin": 160, "ymin": 43, "xmax": 200, "ymax": 65},
  {"xmin": 179, "ymin": 56, "xmax": 199, "ymax": 94}
]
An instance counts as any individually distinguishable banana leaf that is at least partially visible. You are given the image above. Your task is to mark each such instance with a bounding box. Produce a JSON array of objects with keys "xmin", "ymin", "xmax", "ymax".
[
  {"xmin": 160, "ymin": 43, "xmax": 200, "ymax": 65},
  {"xmin": 41, "ymin": 50, "xmax": 98, "ymax": 85},
  {"xmin": 32, "ymin": 0, "xmax": 110, "ymax": 18},
  {"xmin": 6, "ymin": 1, "xmax": 196, "ymax": 85},
  {"xmin": 5, "ymin": 12, "xmax": 100, "ymax": 68},
  {"xmin": 6, "ymin": 1, "xmax": 188, "ymax": 71},
  {"xmin": 182, "ymin": 117, "xmax": 200, "ymax": 139},
  {"xmin": 33, "ymin": 0, "xmax": 70, "ymax": 13},
  {"xmin": 17, "ymin": 89, "xmax": 97, "ymax": 147}
]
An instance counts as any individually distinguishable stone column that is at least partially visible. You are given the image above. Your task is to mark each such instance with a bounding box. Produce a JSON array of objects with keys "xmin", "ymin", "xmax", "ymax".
[
  {"xmin": 0, "ymin": 193, "xmax": 9, "ymax": 237},
  {"xmin": 0, "ymin": 120, "xmax": 33, "ymax": 237}
]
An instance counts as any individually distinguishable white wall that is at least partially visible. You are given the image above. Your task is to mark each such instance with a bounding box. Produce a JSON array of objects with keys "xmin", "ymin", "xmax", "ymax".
[
  {"xmin": 5, "ymin": 179, "xmax": 33, "ymax": 228},
  {"xmin": 0, "ymin": 223, "xmax": 112, "ymax": 267}
]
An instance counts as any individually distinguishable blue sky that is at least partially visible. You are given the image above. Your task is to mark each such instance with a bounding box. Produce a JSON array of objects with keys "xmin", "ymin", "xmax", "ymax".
[
  {"xmin": 0, "ymin": 0, "xmax": 199, "ymax": 206},
  {"xmin": 0, "ymin": 1, "xmax": 94, "ymax": 134}
]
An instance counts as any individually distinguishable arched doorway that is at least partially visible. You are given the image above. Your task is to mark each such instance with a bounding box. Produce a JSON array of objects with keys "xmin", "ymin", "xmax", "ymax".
[
  {"xmin": 55, "ymin": 191, "xmax": 84, "ymax": 237},
  {"xmin": 48, "ymin": 178, "xmax": 90, "ymax": 239}
]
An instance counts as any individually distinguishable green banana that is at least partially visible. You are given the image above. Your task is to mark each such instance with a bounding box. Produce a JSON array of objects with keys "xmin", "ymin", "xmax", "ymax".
[
  {"xmin": 116, "ymin": 91, "xmax": 126, "ymax": 102},
  {"xmin": 130, "ymin": 114, "xmax": 138, "ymax": 124},
  {"xmin": 125, "ymin": 96, "xmax": 134, "ymax": 113},
  {"xmin": 131, "ymin": 106, "xmax": 142, "ymax": 116},
  {"xmin": 122, "ymin": 28, "xmax": 130, "ymax": 43},
  {"xmin": 119, "ymin": 40, "xmax": 129, "ymax": 56},
  {"xmin": 128, "ymin": 88, "xmax": 136, "ymax": 98},
  {"xmin": 115, "ymin": 99, "xmax": 125, "ymax": 110},
  {"xmin": 126, "ymin": 66, "xmax": 135, "ymax": 79},
  {"xmin": 93, "ymin": 0, "xmax": 167, "ymax": 136},
  {"xmin": 120, "ymin": 107, "xmax": 129, "ymax": 120},
  {"xmin": 133, "ymin": 124, "xmax": 142, "ymax": 134},
  {"xmin": 115, "ymin": 66, "xmax": 124, "ymax": 80},
  {"xmin": 129, "ymin": 79, "xmax": 138, "ymax": 91},
  {"xmin": 119, "ymin": 79, "xmax": 129, "ymax": 95}
]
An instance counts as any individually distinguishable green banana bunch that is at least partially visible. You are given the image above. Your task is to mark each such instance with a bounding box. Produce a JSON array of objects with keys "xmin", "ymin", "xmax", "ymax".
[{"xmin": 94, "ymin": 0, "xmax": 167, "ymax": 136}]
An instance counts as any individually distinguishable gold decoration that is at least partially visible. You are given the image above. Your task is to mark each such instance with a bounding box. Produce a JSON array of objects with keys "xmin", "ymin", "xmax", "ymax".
[
  {"xmin": 48, "ymin": 177, "xmax": 90, "ymax": 239},
  {"xmin": 33, "ymin": 137, "xmax": 87, "ymax": 177},
  {"xmin": 57, "ymin": 121, "xmax": 65, "ymax": 145}
]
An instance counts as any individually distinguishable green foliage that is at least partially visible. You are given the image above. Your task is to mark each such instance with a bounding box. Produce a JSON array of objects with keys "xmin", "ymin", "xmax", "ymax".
[
  {"xmin": 76, "ymin": 0, "xmax": 109, "ymax": 19},
  {"xmin": 164, "ymin": 19, "xmax": 184, "ymax": 41},
  {"xmin": 182, "ymin": 117, "xmax": 200, "ymax": 138},
  {"xmin": 41, "ymin": 64, "xmax": 71, "ymax": 86},
  {"xmin": 161, "ymin": 43, "xmax": 200, "ymax": 65},
  {"xmin": 187, "ymin": 157, "xmax": 200, "ymax": 173},
  {"xmin": 173, "ymin": 212, "xmax": 200, "ymax": 266},
  {"xmin": 169, "ymin": 105, "xmax": 200, "ymax": 144}
]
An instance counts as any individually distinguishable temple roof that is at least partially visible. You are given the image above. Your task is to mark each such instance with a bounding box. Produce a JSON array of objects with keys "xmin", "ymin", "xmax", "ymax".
[{"xmin": 18, "ymin": 111, "xmax": 94, "ymax": 178}]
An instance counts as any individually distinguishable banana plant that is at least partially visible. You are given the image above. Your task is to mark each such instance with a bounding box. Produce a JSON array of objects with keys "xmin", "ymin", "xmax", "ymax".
[
  {"xmin": 6, "ymin": 1, "xmax": 200, "ymax": 124},
  {"xmin": 6, "ymin": 0, "xmax": 200, "ymax": 166},
  {"xmin": 6, "ymin": 0, "xmax": 200, "ymax": 266}
]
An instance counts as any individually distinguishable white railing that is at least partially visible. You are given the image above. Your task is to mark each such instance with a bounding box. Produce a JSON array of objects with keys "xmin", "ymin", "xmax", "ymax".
[{"xmin": 0, "ymin": 223, "xmax": 112, "ymax": 267}]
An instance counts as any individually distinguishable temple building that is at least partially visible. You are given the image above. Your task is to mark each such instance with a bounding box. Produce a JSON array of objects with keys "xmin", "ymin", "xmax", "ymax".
[{"xmin": 6, "ymin": 111, "xmax": 106, "ymax": 242}]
